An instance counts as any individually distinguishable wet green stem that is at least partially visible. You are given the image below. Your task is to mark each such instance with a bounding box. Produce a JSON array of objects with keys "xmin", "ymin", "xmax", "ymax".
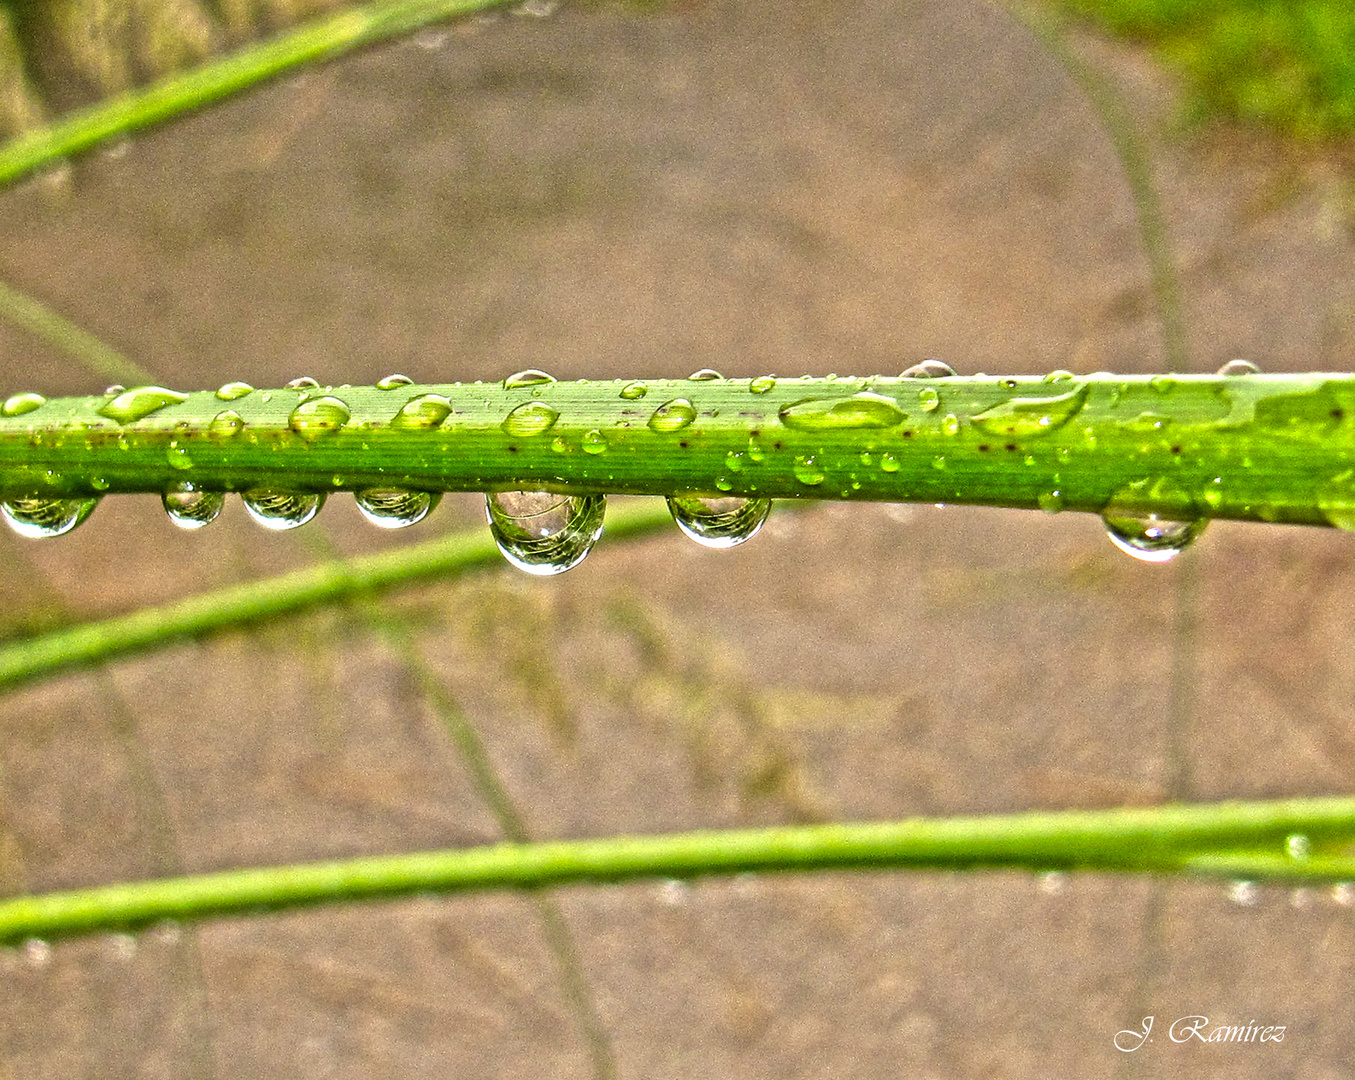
[{"xmin": 2, "ymin": 796, "xmax": 1353, "ymax": 943}]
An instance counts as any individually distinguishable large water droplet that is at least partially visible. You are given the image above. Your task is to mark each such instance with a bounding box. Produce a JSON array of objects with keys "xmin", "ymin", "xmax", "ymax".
[
  {"xmin": 793, "ymin": 455, "xmax": 826, "ymax": 485},
  {"xmin": 917, "ymin": 387, "xmax": 940, "ymax": 412},
  {"xmin": 285, "ymin": 376, "xmax": 321, "ymax": 391},
  {"xmin": 485, "ymin": 491, "xmax": 606, "ymax": 575},
  {"xmin": 391, "ymin": 394, "xmax": 452, "ymax": 430},
  {"xmin": 1217, "ymin": 358, "xmax": 1260, "ymax": 376},
  {"xmin": 1, "ymin": 392, "xmax": 45, "ymax": 417},
  {"xmin": 581, "ymin": 430, "xmax": 608, "ymax": 454},
  {"xmin": 503, "ymin": 369, "xmax": 555, "ymax": 389},
  {"xmin": 1101, "ymin": 511, "xmax": 1206, "ymax": 563},
  {"xmin": 749, "ymin": 375, "xmax": 777, "ymax": 394},
  {"xmin": 667, "ymin": 494, "xmax": 771, "ymax": 548},
  {"xmin": 289, "ymin": 396, "xmax": 351, "ymax": 439},
  {"xmin": 901, "ymin": 359, "xmax": 956, "ymax": 378},
  {"xmin": 501, "ymin": 401, "xmax": 560, "ymax": 437},
  {"xmin": 98, "ymin": 386, "xmax": 188, "ymax": 424},
  {"xmin": 208, "ymin": 410, "xmax": 245, "ymax": 439},
  {"xmin": 970, "ymin": 382, "xmax": 1089, "ymax": 437},
  {"xmin": 355, "ymin": 489, "xmax": 441, "ymax": 529},
  {"xmin": 1, "ymin": 496, "xmax": 99, "ymax": 538},
  {"xmin": 648, "ymin": 399, "xmax": 697, "ymax": 432},
  {"xmin": 163, "ymin": 486, "xmax": 224, "ymax": 530},
  {"xmin": 779, "ymin": 392, "xmax": 906, "ymax": 430},
  {"xmin": 215, "ymin": 381, "xmax": 254, "ymax": 401},
  {"xmin": 241, "ymin": 490, "xmax": 325, "ymax": 531},
  {"xmin": 376, "ymin": 373, "xmax": 414, "ymax": 390},
  {"xmin": 688, "ymin": 368, "xmax": 722, "ymax": 381},
  {"xmin": 619, "ymin": 382, "xmax": 648, "ymax": 399}
]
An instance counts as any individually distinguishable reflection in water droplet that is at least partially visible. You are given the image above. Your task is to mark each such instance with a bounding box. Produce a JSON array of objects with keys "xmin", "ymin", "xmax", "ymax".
[
  {"xmin": 241, "ymin": 490, "xmax": 325, "ymax": 530},
  {"xmin": 1217, "ymin": 358, "xmax": 1260, "ymax": 376},
  {"xmin": 376, "ymin": 373, "xmax": 414, "ymax": 390},
  {"xmin": 98, "ymin": 386, "xmax": 188, "ymax": 424},
  {"xmin": 215, "ymin": 381, "xmax": 254, "ymax": 401},
  {"xmin": 501, "ymin": 401, "xmax": 560, "ymax": 437},
  {"xmin": 917, "ymin": 387, "xmax": 940, "ymax": 412},
  {"xmin": 582, "ymin": 430, "xmax": 608, "ymax": 454},
  {"xmin": 1, "ymin": 392, "xmax": 45, "ymax": 417},
  {"xmin": 793, "ymin": 455, "xmax": 826, "ymax": 485},
  {"xmin": 749, "ymin": 376, "xmax": 777, "ymax": 394},
  {"xmin": 688, "ymin": 368, "xmax": 721, "ymax": 381},
  {"xmin": 289, "ymin": 396, "xmax": 351, "ymax": 438},
  {"xmin": 485, "ymin": 490, "xmax": 606, "ymax": 575},
  {"xmin": 208, "ymin": 410, "xmax": 245, "ymax": 439},
  {"xmin": 648, "ymin": 399, "xmax": 697, "ymax": 432},
  {"xmin": 163, "ymin": 485, "xmax": 224, "ymax": 529},
  {"xmin": 503, "ymin": 369, "xmax": 556, "ymax": 389},
  {"xmin": 1, "ymin": 496, "xmax": 99, "ymax": 538},
  {"xmin": 392, "ymin": 394, "xmax": 452, "ymax": 429},
  {"xmin": 619, "ymin": 381, "xmax": 648, "ymax": 399},
  {"xmin": 1102, "ymin": 511, "xmax": 1206, "ymax": 563},
  {"xmin": 285, "ymin": 376, "xmax": 321, "ymax": 391},
  {"xmin": 779, "ymin": 392, "xmax": 906, "ymax": 430},
  {"xmin": 900, "ymin": 359, "xmax": 956, "ymax": 378},
  {"xmin": 667, "ymin": 494, "xmax": 771, "ymax": 548},
  {"xmin": 355, "ymin": 489, "xmax": 441, "ymax": 528}
]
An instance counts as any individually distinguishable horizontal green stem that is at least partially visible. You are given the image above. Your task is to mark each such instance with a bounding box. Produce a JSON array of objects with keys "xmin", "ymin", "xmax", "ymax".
[
  {"xmin": 3, "ymin": 374, "xmax": 1355, "ymax": 526},
  {"xmin": 2, "ymin": 797, "xmax": 1351, "ymax": 943},
  {"xmin": 0, "ymin": 0, "xmax": 517, "ymax": 187}
]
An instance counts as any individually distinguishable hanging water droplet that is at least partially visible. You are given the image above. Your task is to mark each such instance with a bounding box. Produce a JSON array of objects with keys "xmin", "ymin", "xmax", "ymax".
[
  {"xmin": 503, "ymin": 369, "xmax": 555, "ymax": 390},
  {"xmin": 648, "ymin": 399, "xmax": 697, "ymax": 432},
  {"xmin": 749, "ymin": 375, "xmax": 777, "ymax": 394},
  {"xmin": 289, "ymin": 396, "xmax": 351, "ymax": 439},
  {"xmin": 376, "ymin": 373, "xmax": 415, "ymax": 390},
  {"xmin": 688, "ymin": 368, "xmax": 722, "ymax": 381},
  {"xmin": 485, "ymin": 490, "xmax": 606, "ymax": 575},
  {"xmin": 208, "ymin": 410, "xmax": 245, "ymax": 439},
  {"xmin": 166, "ymin": 443, "xmax": 194, "ymax": 470},
  {"xmin": 900, "ymin": 359, "xmax": 956, "ymax": 378},
  {"xmin": 215, "ymin": 381, "xmax": 254, "ymax": 401},
  {"xmin": 391, "ymin": 394, "xmax": 452, "ymax": 430},
  {"xmin": 667, "ymin": 494, "xmax": 771, "ymax": 548},
  {"xmin": 355, "ymin": 489, "xmax": 441, "ymax": 529},
  {"xmin": 163, "ymin": 485, "xmax": 224, "ymax": 530},
  {"xmin": 917, "ymin": 387, "xmax": 940, "ymax": 412},
  {"xmin": 1217, "ymin": 358, "xmax": 1260, "ymax": 376},
  {"xmin": 1102, "ymin": 511, "xmax": 1206, "ymax": 563},
  {"xmin": 779, "ymin": 392, "xmax": 906, "ymax": 430},
  {"xmin": 285, "ymin": 376, "xmax": 321, "ymax": 391},
  {"xmin": 1, "ymin": 496, "xmax": 99, "ymax": 538},
  {"xmin": 1, "ymin": 392, "xmax": 45, "ymax": 417},
  {"xmin": 22, "ymin": 939, "xmax": 50, "ymax": 969},
  {"xmin": 98, "ymin": 386, "xmax": 188, "ymax": 424},
  {"xmin": 619, "ymin": 381, "xmax": 648, "ymax": 399},
  {"xmin": 501, "ymin": 401, "xmax": 560, "ymax": 437},
  {"xmin": 792, "ymin": 455, "xmax": 826, "ymax": 486},
  {"xmin": 581, "ymin": 430, "xmax": 608, "ymax": 454},
  {"xmin": 241, "ymin": 490, "xmax": 325, "ymax": 531}
]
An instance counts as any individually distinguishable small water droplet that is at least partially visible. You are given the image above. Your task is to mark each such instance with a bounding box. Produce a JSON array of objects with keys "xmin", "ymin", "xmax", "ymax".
[
  {"xmin": 208, "ymin": 410, "xmax": 245, "ymax": 439},
  {"xmin": 22, "ymin": 938, "xmax": 50, "ymax": 969},
  {"xmin": 746, "ymin": 437, "xmax": 766, "ymax": 463},
  {"xmin": 648, "ymin": 399, "xmax": 697, "ymax": 432},
  {"xmin": 1, "ymin": 392, "xmax": 45, "ymax": 417},
  {"xmin": 619, "ymin": 382, "xmax": 648, "ymax": 399},
  {"xmin": 163, "ymin": 485, "xmax": 224, "ymax": 529},
  {"xmin": 581, "ymin": 430, "xmax": 608, "ymax": 454},
  {"xmin": 880, "ymin": 453, "xmax": 900, "ymax": 473},
  {"xmin": 725, "ymin": 451, "xmax": 745, "ymax": 472},
  {"xmin": 667, "ymin": 494, "xmax": 771, "ymax": 548},
  {"xmin": 688, "ymin": 368, "xmax": 722, "ymax": 381},
  {"xmin": 485, "ymin": 490, "xmax": 606, "ymax": 575},
  {"xmin": 1217, "ymin": 359, "xmax": 1260, "ymax": 376},
  {"xmin": 1043, "ymin": 370, "xmax": 1076, "ymax": 383},
  {"xmin": 503, "ymin": 369, "xmax": 556, "ymax": 390},
  {"xmin": 1038, "ymin": 490, "xmax": 1064, "ymax": 514},
  {"xmin": 1037, "ymin": 871, "xmax": 1068, "ymax": 895},
  {"xmin": 551, "ymin": 436, "xmax": 568, "ymax": 454},
  {"xmin": 1202, "ymin": 478, "xmax": 1224, "ymax": 510},
  {"xmin": 98, "ymin": 386, "xmax": 188, "ymax": 424},
  {"xmin": 792, "ymin": 455, "xmax": 826, "ymax": 486},
  {"xmin": 215, "ymin": 381, "xmax": 254, "ymax": 401},
  {"xmin": 941, "ymin": 413, "xmax": 961, "ymax": 435},
  {"xmin": 391, "ymin": 394, "xmax": 452, "ymax": 430},
  {"xmin": 285, "ymin": 376, "xmax": 321, "ymax": 391},
  {"xmin": 1286, "ymin": 833, "xmax": 1311, "ymax": 860},
  {"xmin": 749, "ymin": 375, "xmax": 777, "ymax": 394},
  {"xmin": 900, "ymin": 359, "xmax": 956, "ymax": 378},
  {"xmin": 103, "ymin": 384, "xmax": 125, "ymax": 397},
  {"xmin": 917, "ymin": 387, "xmax": 940, "ymax": 412},
  {"xmin": 241, "ymin": 490, "xmax": 325, "ymax": 531},
  {"xmin": 1149, "ymin": 376, "xmax": 1176, "ymax": 394},
  {"xmin": 355, "ymin": 489, "xmax": 441, "ymax": 529},
  {"xmin": 289, "ymin": 396, "xmax": 351, "ymax": 439},
  {"xmin": 1, "ymin": 496, "xmax": 99, "ymax": 538},
  {"xmin": 89, "ymin": 476, "xmax": 110, "ymax": 492},
  {"xmin": 376, "ymin": 373, "xmax": 415, "ymax": 390},
  {"xmin": 1102, "ymin": 511, "xmax": 1206, "ymax": 563},
  {"xmin": 502, "ymin": 401, "xmax": 560, "ymax": 437},
  {"xmin": 166, "ymin": 442, "xmax": 194, "ymax": 470},
  {"xmin": 779, "ymin": 392, "xmax": 906, "ymax": 430},
  {"xmin": 1229, "ymin": 880, "xmax": 1258, "ymax": 907},
  {"xmin": 931, "ymin": 455, "xmax": 946, "ymax": 470}
]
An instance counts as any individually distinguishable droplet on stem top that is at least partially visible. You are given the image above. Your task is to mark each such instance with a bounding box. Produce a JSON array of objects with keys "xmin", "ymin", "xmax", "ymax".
[
  {"xmin": 354, "ymin": 489, "xmax": 441, "ymax": 529},
  {"xmin": 391, "ymin": 394, "xmax": 452, "ymax": 430},
  {"xmin": 1, "ymin": 496, "xmax": 99, "ymax": 538},
  {"xmin": 285, "ymin": 376, "xmax": 321, "ymax": 391},
  {"xmin": 749, "ymin": 375, "xmax": 777, "ymax": 394},
  {"xmin": 98, "ymin": 386, "xmax": 188, "ymax": 424},
  {"xmin": 485, "ymin": 491, "xmax": 606, "ymax": 575},
  {"xmin": 648, "ymin": 399, "xmax": 697, "ymax": 432},
  {"xmin": 687, "ymin": 368, "xmax": 722, "ymax": 381},
  {"xmin": 619, "ymin": 381, "xmax": 648, "ymax": 399},
  {"xmin": 241, "ymin": 490, "xmax": 326, "ymax": 531},
  {"xmin": 667, "ymin": 495, "xmax": 771, "ymax": 548},
  {"xmin": 214, "ymin": 381, "xmax": 254, "ymax": 401},
  {"xmin": 376, "ymin": 373, "xmax": 414, "ymax": 390},
  {"xmin": 1101, "ymin": 511, "xmax": 1206, "ymax": 563},
  {"xmin": 503, "ymin": 369, "xmax": 556, "ymax": 390},
  {"xmin": 501, "ymin": 402, "xmax": 560, "ymax": 437},
  {"xmin": 900, "ymin": 359, "xmax": 957, "ymax": 379},
  {"xmin": 289, "ymin": 397, "xmax": 351, "ymax": 439},
  {"xmin": 1, "ymin": 392, "xmax": 45, "ymax": 417},
  {"xmin": 1217, "ymin": 359, "xmax": 1260, "ymax": 376},
  {"xmin": 163, "ymin": 486, "xmax": 224, "ymax": 530}
]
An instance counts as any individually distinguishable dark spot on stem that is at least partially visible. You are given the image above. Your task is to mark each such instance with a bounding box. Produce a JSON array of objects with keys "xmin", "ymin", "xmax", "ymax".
[
  {"xmin": 1005, "ymin": 443, "xmax": 1018, "ymax": 452},
  {"xmin": 1170, "ymin": 445, "xmax": 1181, "ymax": 454},
  {"xmin": 1333, "ymin": 409, "xmax": 1345, "ymax": 420},
  {"xmin": 977, "ymin": 444, "xmax": 990, "ymax": 452},
  {"xmin": 507, "ymin": 445, "xmax": 518, "ymax": 453},
  {"xmin": 679, "ymin": 441, "xmax": 689, "ymax": 449}
]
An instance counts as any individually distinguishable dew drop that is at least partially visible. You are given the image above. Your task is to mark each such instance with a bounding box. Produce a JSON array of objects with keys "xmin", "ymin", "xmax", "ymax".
[
  {"xmin": 98, "ymin": 386, "xmax": 188, "ymax": 424},
  {"xmin": 503, "ymin": 368, "xmax": 556, "ymax": 389},
  {"xmin": 917, "ymin": 387, "xmax": 940, "ymax": 412},
  {"xmin": 355, "ymin": 489, "xmax": 441, "ymax": 529},
  {"xmin": 214, "ymin": 381, "xmax": 254, "ymax": 401},
  {"xmin": 792, "ymin": 455, "xmax": 826, "ymax": 486},
  {"xmin": 163, "ymin": 485, "xmax": 224, "ymax": 530},
  {"xmin": 1286, "ymin": 833, "xmax": 1311, "ymax": 860},
  {"xmin": 619, "ymin": 382, "xmax": 648, "ymax": 400},
  {"xmin": 551, "ymin": 436, "xmax": 568, "ymax": 454},
  {"xmin": 900, "ymin": 359, "xmax": 956, "ymax": 378},
  {"xmin": 285, "ymin": 376, "xmax": 321, "ymax": 391},
  {"xmin": 970, "ymin": 383, "xmax": 1089, "ymax": 437},
  {"xmin": 241, "ymin": 490, "xmax": 325, "ymax": 531},
  {"xmin": 746, "ymin": 437, "xmax": 766, "ymax": 463},
  {"xmin": 1, "ymin": 496, "xmax": 99, "ymax": 538},
  {"xmin": 1102, "ymin": 511, "xmax": 1206, "ymax": 563},
  {"xmin": 376, "ymin": 373, "xmax": 415, "ymax": 390},
  {"xmin": 724, "ymin": 451, "xmax": 745, "ymax": 472},
  {"xmin": 942, "ymin": 413, "xmax": 961, "ymax": 435},
  {"xmin": 648, "ymin": 399, "xmax": 697, "ymax": 432},
  {"xmin": 931, "ymin": 455, "xmax": 946, "ymax": 470},
  {"xmin": 688, "ymin": 368, "xmax": 722, "ymax": 381},
  {"xmin": 289, "ymin": 396, "xmax": 351, "ymax": 439},
  {"xmin": 1043, "ymin": 369, "xmax": 1076, "ymax": 383},
  {"xmin": 1, "ymin": 392, "xmax": 45, "ymax": 417},
  {"xmin": 880, "ymin": 452, "xmax": 900, "ymax": 473},
  {"xmin": 779, "ymin": 392, "xmax": 906, "ymax": 430},
  {"xmin": 667, "ymin": 494, "xmax": 771, "ymax": 548},
  {"xmin": 1217, "ymin": 358, "xmax": 1260, "ymax": 377},
  {"xmin": 485, "ymin": 490, "xmax": 606, "ymax": 575},
  {"xmin": 89, "ymin": 476, "xmax": 110, "ymax": 492},
  {"xmin": 103, "ymin": 385, "xmax": 125, "ymax": 397},
  {"xmin": 582, "ymin": 430, "xmax": 608, "ymax": 454},
  {"xmin": 208, "ymin": 410, "xmax": 245, "ymax": 439},
  {"xmin": 165, "ymin": 443, "xmax": 194, "ymax": 470},
  {"xmin": 501, "ymin": 401, "xmax": 560, "ymax": 437},
  {"xmin": 391, "ymin": 394, "xmax": 452, "ymax": 430},
  {"xmin": 749, "ymin": 375, "xmax": 777, "ymax": 394},
  {"xmin": 1149, "ymin": 376, "xmax": 1176, "ymax": 395},
  {"xmin": 1038, "ymin": 490, "xmax": 1064, "ymax": 514}
]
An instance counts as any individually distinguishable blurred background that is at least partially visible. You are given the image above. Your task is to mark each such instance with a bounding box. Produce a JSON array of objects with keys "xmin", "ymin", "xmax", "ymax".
[{"xmin": 0, "ymin": 0, "xmax": 1353, "ymax": 1076}]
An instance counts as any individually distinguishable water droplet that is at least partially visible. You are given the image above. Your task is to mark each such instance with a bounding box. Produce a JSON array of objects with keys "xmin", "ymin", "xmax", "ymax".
[
  {"xmin": 619, "ymin": 381, "xmax": 648, "ymax": 399},
  {"xmin": 166, "ymin": 443, "xmax": 194, "ymax": 470},
  {"xmin": 355, "ymin": 489, "xmax": 441, "ymax": 529},
  {"xmin": 551, "ymin": 436, "xmax": 568, "ymax": 454},
  {"xmin": 502, "ymin": 401, "xmax": 560, "ymax": 437},
  {"xmin": 89, "ymin": 476, "xmax": 110, "ymax": 492},
  {"xmin": 289, "ymin": 396, "xmax": 351, "ymax": 439},
  {"xmin": 208, "ymin": 410, "xmax": 245, "ymax": 439},
  {"xmin": 971, "ymin": 383, "xmax": 1089, "ymax": 437},
  {"xmin": 1149, "ymin": 376, "xmax": 1176, "ymax": 394},
  {"xmin": 648, "ymin": 399, "xmax": 697, "ymax": 432},
  {"xmin": 1102, "ymin": 511, "xmax": 1206, "ymax": 563},
  {"xmin": 582, "ymin": 430, "xmax": 608, "ymax": 454},
  {"xmin": 747, "ymin": 437, "xmax": 766, "ymax": 463},
  {"xmin": 792, "ymin": 455, "xmax": 826, "ymax": 486},
  {"xmin": 900, "ymin": 359, "xmax": 956, "ymax": 378},
  {"xmin": 1332, "ymin": 883, "xmax": 1355, "ymax": 906},
  {"xmin": 1202, "ymin": 478, "xmax": 1224, "ymax": 510},
  {"xmin": 214, "ymin": 381, "xmax": 254, "ymax": 401},
  {"xmin": 285, "ymin": 376, "xmax": 320, "ymax": 391},
  {"xmin": 485, "ymin": 491, "xmax": 606, "ymax": 575},
  {"xmin": 1286, "ymin": 833, "xmax": 1311, "ymax": 860},
  {"xmin": 1, "ymin": 392, "xmax": 45, "ymax": 417},
  {"xmin": 1038, "ymin": 490, "xmax": 1064, "ymax": 514},
  {"xmin": 1, "ymin": 496, "xmax": 99, "ymax": 538},
  {"xmin": 917, "ymin": 387, "xmax": 940, "ymax": 412},
  {"xmin": 391, "ymin": 394, "xmax": 452, "ymax": 430},
  {"xmin": 880, "ymin": 453, "xmax": 900, "ymax": 473},
  {"xmin": 931, "ymin": 455, "xmax": 946, "ymax": 470},
  {"xmin": 22, "ymin": 938, "xmax": 50, "ymax": 969},
  {"xmin": 98, "ymin": 386, "xmax": 188, "ymax": 424},
  {"xmin": 163, "ymin": 485, "xmax": 224, "ymax": 529},
  {"xmin": 688, "ymin": 368, "xmax": 722, "ymax": 381},
  {"xmin": 1229, "ymin": 880, "xmax": 1258, "ymax": 907},
  {"xmin": 724, "ymin": 451, "xmax": 745, "ymax": 472},
  {"xmin": 779, "ymin": 392, "xmax": 906, "ymax": 430},
  {"xmin": 1217, "ymin": 358, "xmax": 1260, "ymax": 376},
  {"xmin": 749, "ymin": 376, "xmax": 777, "ymax": 394},
  {"xmin": 241, "ymin": 490, "xmax": 325, "ymax": 531},
  {"xmin": 376, "ymin": 373, "xmax": 414, "ymax": 390},
  {"xmin": 1043, "ymin": 370, "xmax": 1076, "ymax": 383},
  {"xmin": 942, "ymin": 413, "xmax": 961, "ymax": 436},
  {"xmin": 667, "ymin": 494, "xmax": 771, "ymax": 548},
  {"xmin": 503, "ymin": 369, "xmax": 555, "ymax": 390}
]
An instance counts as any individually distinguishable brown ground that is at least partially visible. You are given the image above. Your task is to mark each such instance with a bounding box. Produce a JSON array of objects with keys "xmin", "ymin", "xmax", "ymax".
[{"xmin": 1, "ymin": 1, "xmax": 1354, "ymax": 1077}]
